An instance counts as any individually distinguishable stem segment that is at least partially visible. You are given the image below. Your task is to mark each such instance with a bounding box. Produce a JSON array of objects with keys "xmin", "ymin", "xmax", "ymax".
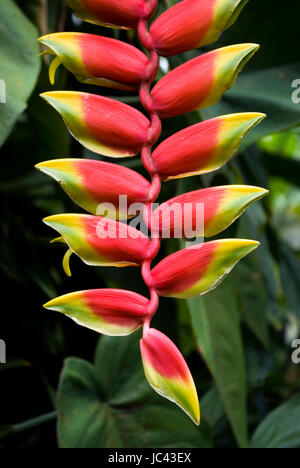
[{"xmin": 138, "ymin": 2, "xmax": 161, "ymax": 328}]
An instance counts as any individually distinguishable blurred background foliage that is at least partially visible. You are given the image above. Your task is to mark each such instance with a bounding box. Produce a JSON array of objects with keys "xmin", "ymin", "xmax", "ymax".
[{"xmin": 1, "ymin": 0, "xmax": 300, "ymax": 448}]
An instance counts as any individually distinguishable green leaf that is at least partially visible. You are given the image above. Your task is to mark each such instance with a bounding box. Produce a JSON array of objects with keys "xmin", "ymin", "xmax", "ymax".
[
  {"xmin": 251, "ymin": 394, "xmax": 300, "ymax": 448},
  {"xmin": 200, "ymin": 387, "xmax": 225, "ymax": 431},
  {"xmin": 57, "ymin": 333, "xmax": 212, "ymax": 448},
  {"xmin": 0, "ymin": 0, "xmax": 40, "ymax": 148},
  {"xmin": 236, "ymin": 255, "xmax": 270, "ymax": 348},
  {"xmin": 239, "ymin": 206, "xmax": 280, "ymax": 325},
  {"xmin": 259, "ymin": 126, "xmax": 300, "ymax": 159},
  {"xmin": 189, "ymin": 279, "xmax": 249, "ymax": 448},
  {"xmin": 236, "ymin": 215, "xmax": 270, "ymax": 347}
]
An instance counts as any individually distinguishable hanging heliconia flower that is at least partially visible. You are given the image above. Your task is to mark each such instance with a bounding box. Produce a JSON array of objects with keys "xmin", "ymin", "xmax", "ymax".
[{"xmin": 38, "ymin": 0, "xmax": 267, "ymax": 424}]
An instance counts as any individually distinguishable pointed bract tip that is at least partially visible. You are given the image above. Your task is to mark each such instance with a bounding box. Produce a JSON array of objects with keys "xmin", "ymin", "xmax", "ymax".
[
  {"xmin": 222, "ymin": 43, "xmax": 260, "ymax": 67},
  {"xmin": 239, "ymin": 185, "xmax": 269, "ymax": 198},
  {"xmin": 43, "ymin": 293, "xmax": 71, "ymax": 310},
  {"xmin": 235, "ymin": 43, "xmax": 260, "ymax": 53},
  {"xmin": 35, "ymin": 161, "xmax": 56, "ymax": 177},
  {"xmin": 249, "ymin": 112, "xmax": 266, "ymax": 123},
  {"xmin": 40, "ymin": 91, "xmax": 74, "ymax": 104},
  {"xmin": 43, "ymin": 214, "xmax": 67, "ymax": 227},
  {"xmin": 43, "ymin": 298, "xmax": 57, "ymax": 310},
  {"xmin": 38, "ymin": 34, "xmax": 51, "ymax": 43},
  {"xmin": 253, "ymin": 186, "xmax": 269, "ymax": 197},
  {"xmin": 38, "ymin": 32, "xmax": 70, "ymax": 44},
  {"xmin": 43, "ymin": 213, "xmax": 76, "ymax": 227},
  {"xmin": 235, "ymin": 239, "xmax": 260, "ymax": 251}
]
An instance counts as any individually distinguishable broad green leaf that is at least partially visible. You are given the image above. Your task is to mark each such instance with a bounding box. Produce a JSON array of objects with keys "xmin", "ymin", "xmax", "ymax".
[
  {"xmin": 0, "ymin": 0, "xmax": 40, "ymax": 148},
  {"xmin": 200, "ymin": 387, "xmax": 225, "ymax": 432},
  {"xmin": 58, "ymin": 333, "xmax": 212, "ymax": 448},
  {"xmin": 236, "ymin": 255, "xmax": 269, "ymax": 348},
  {"xmin": 251, "ymin": 394, "xmax": 300, "ymax": 448},
  {"xmin": 189, "ymin": 279, "xmax": 249, "ymax": 448},
  {"xmin": 236, "ymin": 216, "xmax": 270, "ymax": 347},
  {"xmin": 240, "ymin": 205, "xmax": 280, "ymax": 325}
]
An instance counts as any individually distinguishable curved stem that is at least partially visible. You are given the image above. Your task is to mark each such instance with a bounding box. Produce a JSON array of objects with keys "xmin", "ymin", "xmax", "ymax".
[{"xmin": 138, "ymin": 3, "xmax": 161, "ymax": 330}]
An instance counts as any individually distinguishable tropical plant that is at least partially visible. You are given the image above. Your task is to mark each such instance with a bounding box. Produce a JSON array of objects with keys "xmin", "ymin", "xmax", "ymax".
[{"xmin": 36, "ymin": 0, "xmax": 267, "ymax": 426}]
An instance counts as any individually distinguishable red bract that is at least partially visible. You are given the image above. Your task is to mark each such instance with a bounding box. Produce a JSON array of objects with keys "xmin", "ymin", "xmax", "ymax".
[
  {"xmin": 141, "ymin": 328, "xmax": 200, "ymax": 424},
  {"xmin": 43, "ymin": 214, "xmax": 152, "ymax": 268},
  {"xmin": 147, "ymin": 185, "xmax": 268, "ymax": 238},
  {"xmin": 39, "ymin": 33, "xmax": 149, "ymax": 90},
  {"xmin": 150, "ymin": 239, "xmax": 259, "ymax": 298},
  {"xmin": 41, "ymin": 91, "xmax": 150, "ymax": 157},
  {"xmin": 152, "ymin": 113, "xmax": 265, "ymax": 180},
  {"xmin": 36, "ymin": 159, "xmax": 151, "ymax": 218},
  {"xmin": 45, "ymin": 289, "xmax": 151, "ymax": 336},
  {"xmin": 66, "ymin": 0, "xmax": 145, "ymax": 29},
  {"xmin": 38, "ymin": 0, "xmax": 266, "ymax": 423},
  {"xmin": 151, "ymin": 0, "xmax": 248, "ymax": 56},
  {"xmin": 152, "ymin": 44, "xmax": 259, "ymax": 118}
]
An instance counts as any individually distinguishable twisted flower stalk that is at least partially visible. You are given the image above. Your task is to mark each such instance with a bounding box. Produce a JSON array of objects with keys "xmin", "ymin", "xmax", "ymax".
[{"xmin": 36, "ymin": 0, "xmax": 268, "ymax": 424}]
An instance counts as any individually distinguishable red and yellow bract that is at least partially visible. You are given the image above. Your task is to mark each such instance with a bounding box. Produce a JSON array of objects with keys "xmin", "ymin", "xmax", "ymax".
[
  {"xmin": 141, "ymin": 328, "xmax": 200, "ymax": 424},
  {"xmin": 41, "ymin": 91, "xmax": 150, "ymax": 157},
  {"xmin": 45, "ymin": 289, "xmax": 151, "ymax": 336},
  {"xmin": 151, "ymin": 0, "xmax": 249, "ymax": 56},
  {"xmin": 150, "ymin": 239, "xmax": 259, "ymax": 298},
  {"xmin": 44, "ymin": 214, "xmax": 152, "ymax": 268},
  {"xmin": 152, "ymin": 113, "xmax": 265, "ymax": 180},
  {"xmin": 151, "ymin": 44, "xmax": 259, "ymax": 118},
  {"xmin": 147, "ymin": 185, "xmax": 268, "ymax": 238},
  {"xmin": 39, "ymin": 33, "xmax": 149, "ymax": 90},
  {"xmin": 36, "ymin": 159, "xmax": 151, "ymax": 218}
]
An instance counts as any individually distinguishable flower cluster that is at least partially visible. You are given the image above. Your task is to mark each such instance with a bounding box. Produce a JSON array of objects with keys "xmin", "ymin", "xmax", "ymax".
[{"xmin": 37, "ymin": 0, "xmax": 267, "ymax": 425}]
